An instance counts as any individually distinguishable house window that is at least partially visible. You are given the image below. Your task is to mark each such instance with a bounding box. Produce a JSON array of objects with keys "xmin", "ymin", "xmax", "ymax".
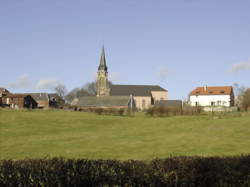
[
  {"xmin": 211, "ymin": 102, "xmax": 215, "ymax": 106},
  {"xmin": 195, "ymin": 102, "xmax": 199, "ymax": 106},
  {"xmin": 217, "ymin": 101, "xmax": 221, "ymax": 106}
]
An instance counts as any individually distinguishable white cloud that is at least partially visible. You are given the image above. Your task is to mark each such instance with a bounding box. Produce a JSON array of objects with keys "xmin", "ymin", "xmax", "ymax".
[
  {"xmin": 229, "ymin": 60, "xmax": 250, "ymax": 73},
  {"xmin": 155, "ymin": 66, "xmax": 170, "ymax": 81},
  {"xmin": 35, "ymin": 78, "xmax": 62, "ymax": 90},
  {"xmin": 7, "ymin": 75, "xmax": 30, "ymax": 89}
]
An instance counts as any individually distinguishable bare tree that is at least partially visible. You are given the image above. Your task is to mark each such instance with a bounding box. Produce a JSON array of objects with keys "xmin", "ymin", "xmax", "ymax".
[
  {"xmin": 65, "ymin": 87, "xmax": 91, "ymax": 103},
  {"xmin": 242, "ymin": 88, "xmax": 250, "ymax": 111},
  {"xmin": 84, "ymin": 82, "xmax": 97, "ymax": 95},
  {"xmin": 54, "ymin": 84, "xmax": 67, "ymax": 98},
  {"xmin": 233, "ymin": 83, "xmax": 246, "ymax": 108},
  {"xmin": 84, "ymin": 81, "xmax": 112, "ymax": 96}
]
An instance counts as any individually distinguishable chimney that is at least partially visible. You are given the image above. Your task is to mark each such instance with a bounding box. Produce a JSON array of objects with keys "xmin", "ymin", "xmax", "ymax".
[{"xmin": 204, "ymin": 85, "xmax": 207, "ymax": 92}]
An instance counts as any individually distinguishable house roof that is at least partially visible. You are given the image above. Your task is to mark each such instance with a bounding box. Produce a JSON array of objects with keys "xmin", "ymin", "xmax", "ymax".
[
  {"xmin": 110, "ymin": 84, "xmax": 167, "ymax": 96},
  {"xmin": 75, "ymin": 96, "xmax": 129, "ymax": 107},
  {"xmin": 190, "ymin": 86, "xmax": 233, "ymax": 96},
  {"xmin": 3, "ymin": 94, "xmax": 29, "ymax": 98},
  {"xmin": 28, "ymin": 93, "xmax": 49, "ymax": 101}
]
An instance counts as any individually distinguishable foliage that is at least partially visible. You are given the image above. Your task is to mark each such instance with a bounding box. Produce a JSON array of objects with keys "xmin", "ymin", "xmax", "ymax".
[
  {"xmin": 65, "ymin": 88, "xmax": 92, "ymax": 103},
  {"xmin": 65, "ymin": 81, "xmax": 112, "ymax": 103},
  {"xmin": 92, "ymin": 107, "xmax": 125, "ymax": 116},
  {"xmin": 146, "ymin": 106, "xmax": 202, "ymax": 117},
  {"xmin": 0, "ymin": 156, "xmax": 250, "ymax": 186}
]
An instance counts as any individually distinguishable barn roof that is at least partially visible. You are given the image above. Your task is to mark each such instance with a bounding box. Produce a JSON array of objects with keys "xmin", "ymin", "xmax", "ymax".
[
  {"xmin": 28, "ymin": 93, "xmax": 49, "ymax": 101},
  {"xmin": 110, "ymin": 85, "xmax": 167, "ymax": 96},
  {"xmin": 190, "ymin": 86, "xmax": 233, "ymax": 96}
]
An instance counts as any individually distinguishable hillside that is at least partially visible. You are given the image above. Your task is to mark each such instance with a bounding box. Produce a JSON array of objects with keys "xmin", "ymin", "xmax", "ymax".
[{"xmin": 0, "ymin": 109, "xmax": 250, "ymax": 160}]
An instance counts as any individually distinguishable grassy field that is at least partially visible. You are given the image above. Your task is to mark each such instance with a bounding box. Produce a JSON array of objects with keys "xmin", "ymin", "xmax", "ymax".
[{"xmin": 0, "ymin": 109, "xmax": 250, "ymax": 160}]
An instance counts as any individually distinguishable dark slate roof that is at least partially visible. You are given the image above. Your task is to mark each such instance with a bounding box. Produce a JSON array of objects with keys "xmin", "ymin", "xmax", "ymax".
[
  {"xmin": 110, "ymin": 84, "xmax": 167, "ymax": 96},
  {"xmin": 75, "ymin": 96, "xmax": 129, "ymax": 107},
  {"xmin": 155, "ymin": 100, "xmax": 183, "ymax": 108},
  {"xmin": 28, "ymin": 93, "xmax": 49, "ymax": 101}
]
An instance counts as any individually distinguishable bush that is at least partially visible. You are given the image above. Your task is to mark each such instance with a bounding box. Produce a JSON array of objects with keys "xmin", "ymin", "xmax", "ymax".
[
  {"xmin": 0, "ymin": 156, "xmax": 249, "ymax": 186},
  {"xmin": 91, "ymin": 108, "xmax": 126, "ymax": 116},
  {"xmin": 146, "ymin": 106, "xmax": 202, "ymax": 117},
  {"xmin": 94, "ymin": 108, "xmax": 103, "ymax": 115}
]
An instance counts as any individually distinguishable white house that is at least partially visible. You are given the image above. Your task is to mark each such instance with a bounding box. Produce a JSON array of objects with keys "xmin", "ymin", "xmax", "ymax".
[{"xmin": 189, "ymin": 86, "xmax": 234, "ymax": 107}]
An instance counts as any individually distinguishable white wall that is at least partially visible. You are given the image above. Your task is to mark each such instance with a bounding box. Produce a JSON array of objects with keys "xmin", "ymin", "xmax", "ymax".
[{"xmin": 189, "ymin": 95, "xmax": 231, "ymax": 107}]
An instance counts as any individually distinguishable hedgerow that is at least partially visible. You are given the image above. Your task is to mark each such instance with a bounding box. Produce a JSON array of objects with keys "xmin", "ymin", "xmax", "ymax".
[
  {"xmin": 146, "ymin": 106, "xmax": 202, "ymax": 117},
  {"xmin": 0, "ymin": 155, "xmax": 250, "ymax": 186}
]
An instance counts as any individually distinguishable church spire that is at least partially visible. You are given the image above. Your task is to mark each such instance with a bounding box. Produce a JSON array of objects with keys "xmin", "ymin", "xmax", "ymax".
[
  {"xmin": 96, "ymin": 46, "xmax": 110, "ymax": 96},
  {"xmin": 98, "ymin": 46, "xmax": 108, "ymax": 71}
]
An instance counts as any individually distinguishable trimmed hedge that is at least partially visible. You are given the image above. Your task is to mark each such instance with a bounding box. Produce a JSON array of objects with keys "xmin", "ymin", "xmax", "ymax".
[
  {"xmin": 0, "ymin": 156, "xmax": 250, "ymax": 186},
  {"xmin": 146, "ymin": 106, "xmax": 203, "ymax": 117}
]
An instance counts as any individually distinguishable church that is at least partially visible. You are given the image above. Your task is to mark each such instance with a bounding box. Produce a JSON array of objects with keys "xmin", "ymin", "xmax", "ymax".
[{"xmin": 74, "ymin": 47, "xmax": 168, "ymax": 110}]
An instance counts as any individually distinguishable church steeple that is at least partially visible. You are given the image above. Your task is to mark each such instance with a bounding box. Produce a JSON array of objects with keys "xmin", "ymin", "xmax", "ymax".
[
  {"xmin": 98, "ymin": 46, "xmax": 108, "ymax": 71},
  {"xmin": 96, "ymin": 46, "xmax": 110, "ymax": 96}
]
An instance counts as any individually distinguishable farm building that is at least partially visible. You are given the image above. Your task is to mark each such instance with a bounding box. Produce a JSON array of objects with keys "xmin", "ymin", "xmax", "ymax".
[
  {"xmin": 27, "ymin": 93, "xmax": 61, "ymax": 108},
  {"xmin": 1, "ymin": 94, "xmax": 37, "ymax": 109}
]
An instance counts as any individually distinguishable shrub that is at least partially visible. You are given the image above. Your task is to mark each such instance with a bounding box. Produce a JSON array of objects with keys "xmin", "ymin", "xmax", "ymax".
[
  {"xmin": 0, "ymin": 156, "xmax": 249, "ymax": 186},
  {"xmin": 94, "ymin": 108, "xmax": 103, "ymax": 115},
  {"xmin": 146, "ymin": 106, "xmax": 203, "ymax": 117},
  {"xmin": 117, "ymin": 108, "xmax": 125, "ymax": 116}
]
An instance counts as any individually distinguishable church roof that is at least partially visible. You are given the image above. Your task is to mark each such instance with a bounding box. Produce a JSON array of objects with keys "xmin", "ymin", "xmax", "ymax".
[
  {"xmin": 98, "ymin": 46, "xmax": 108, "ymax": 71},
  {"xmin": 75, "ymin": 96, "xmax": 129, "ymax": 107},
  {"xmin": 110, "ymin": 84, "xmax": 167, "ymax": 96}
]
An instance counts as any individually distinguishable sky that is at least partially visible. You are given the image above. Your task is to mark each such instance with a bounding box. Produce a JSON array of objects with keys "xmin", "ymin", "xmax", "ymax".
[{"xmin": 0, "ymin": 0, "xmax": 249, "ymax": 99}]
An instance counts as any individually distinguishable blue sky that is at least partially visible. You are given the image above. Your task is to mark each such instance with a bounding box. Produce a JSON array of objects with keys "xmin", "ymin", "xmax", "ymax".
[{"xmin": 1, "ymin": 0, "xmax": 249, "ymax": 99}]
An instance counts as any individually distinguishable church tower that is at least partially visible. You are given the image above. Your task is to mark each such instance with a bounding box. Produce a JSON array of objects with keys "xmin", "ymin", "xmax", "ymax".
[{"xmin": 96, "ymin": 46, "xmax": 110, "ymax": 96}]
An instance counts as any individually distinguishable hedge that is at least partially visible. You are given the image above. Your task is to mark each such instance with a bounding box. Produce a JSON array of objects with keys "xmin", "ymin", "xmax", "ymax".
[
  {"xmin": 0, "ymin": 156, "xmax": 250, "ymax": 186},
  {"xmin": 146, "ymin": 106, "xmax": 203, "ymax": 117}
]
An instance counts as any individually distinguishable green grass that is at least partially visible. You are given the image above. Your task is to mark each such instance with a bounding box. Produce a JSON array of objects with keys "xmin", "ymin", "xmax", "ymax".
[{"xmin": 0, "ymin": 109, "xmax": 250, "ymax": 160}]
